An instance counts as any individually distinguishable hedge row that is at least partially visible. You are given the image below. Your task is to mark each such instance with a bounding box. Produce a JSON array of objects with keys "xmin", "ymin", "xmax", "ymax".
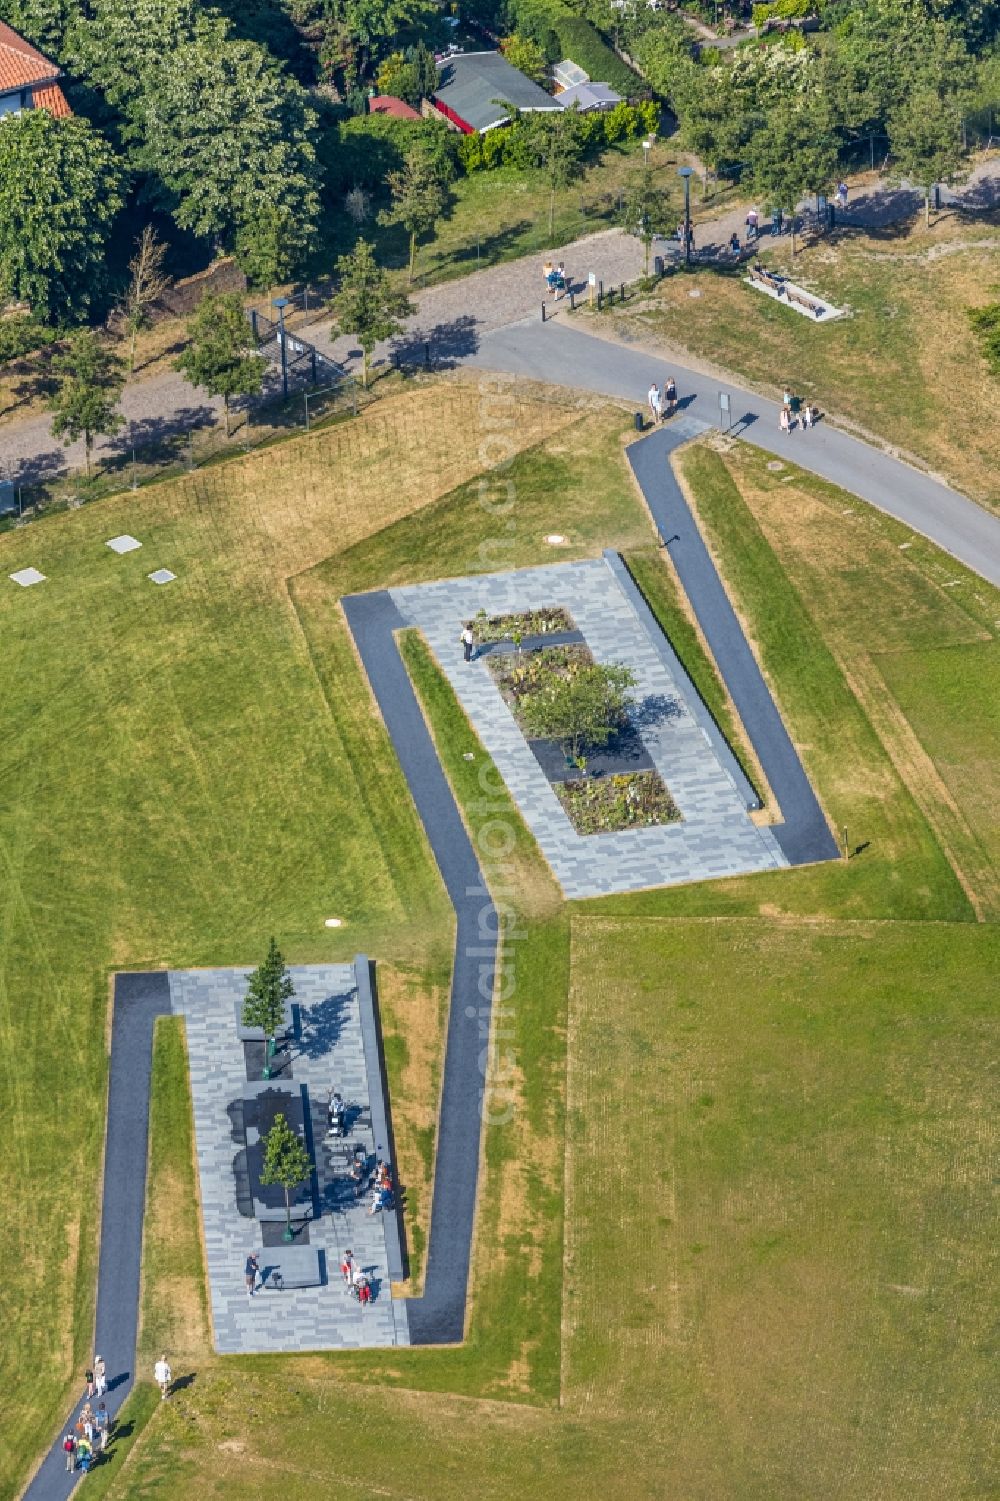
[
  {"xmin": 457, "ymin": 100, "xmax": 659, "ymax": 173},
  {"xmin": 552, "ymin": 16, "xmax": 646, "ymax": 97},
  {"xmin": 507, "ymin": 0, "xmax": 645, "ymax": 98}
]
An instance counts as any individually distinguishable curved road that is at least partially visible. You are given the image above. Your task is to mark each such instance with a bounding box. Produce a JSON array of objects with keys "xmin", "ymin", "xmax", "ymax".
[{"xmin": 466, "ymin": 320, "xmax": 1000, "ymax": 590}]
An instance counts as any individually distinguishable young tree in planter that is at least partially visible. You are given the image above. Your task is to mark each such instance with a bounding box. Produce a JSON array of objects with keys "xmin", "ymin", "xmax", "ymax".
[
  {"xmin": 118, "ymin": 225, "xmax": 170, "ymax": 377},
  {"xmin": 621, "ymin": 166, "xmax": 671, "ymax": 277},
  {"xmin": 259, "ymin": 1112, "xmax": 312, "ymax": 1242},
  {"xmin": 380, "ymin": 148, "xmax": 449, "ymax": 284},
  {"xmin": 329, "ymin": 239, "xmax": 413, "ymax": 388},
  {"xmin": 174, "ymin": 292, "xmax": 266, "ymax": 437},
  {"xmin": 519, "ymin": 661, "xmax": 636, "ymax": 765},
  {"xmin": 47, "ymin": 331, "xmax": 125, "ymax": 478},
  {"xmin": 241, "ymin": 937, "xmax": 295, "ymax": 1079}
]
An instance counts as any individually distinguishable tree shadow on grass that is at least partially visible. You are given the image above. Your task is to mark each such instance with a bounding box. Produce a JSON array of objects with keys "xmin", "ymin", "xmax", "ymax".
[{"xmin": 443, "ymin": 219, "xmax": 533, "ymax": 273}]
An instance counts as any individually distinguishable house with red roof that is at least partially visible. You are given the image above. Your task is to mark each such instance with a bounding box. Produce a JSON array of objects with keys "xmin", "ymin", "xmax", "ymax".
[{"xmin": 0, "ymin": 21, "xmax": 71, "ymax": 120}]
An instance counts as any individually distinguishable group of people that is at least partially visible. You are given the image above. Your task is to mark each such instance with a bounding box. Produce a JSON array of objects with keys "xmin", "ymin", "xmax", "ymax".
[
  {"xmin": 62, "ymin": 1356, "xmax": 112, "ymax": 1473},
  {"xmin": 779, "ymin": 386, "xmax": 818, "ymax": 433},
  {"xmin": 542, "ymin": 260, "xmax": 569, "ymax": 300},
  {"xmin": 63, "ymin": 1403, "xmax": 110, "ymax": 1473},
  {"xmin": 368, "ymin": 1157, "xmax": 394, "ymax": 1215},
  {"xmin": 646, "ymin": 378, "xmax": 678, "ymax": 425},
  {"xmin": 338, "ymin": 1248, "xmax": 373, "ymax": 1307}
]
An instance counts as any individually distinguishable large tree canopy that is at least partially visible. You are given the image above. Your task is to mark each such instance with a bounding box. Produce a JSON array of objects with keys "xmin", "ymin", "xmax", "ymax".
[
  {"xmin": 67, "ymin": 0, "xmax": 321, "ymax": 261},
  {"xmin": 134, "ymin": 34, "xmax": 320, "ymax": 250},
  {"xmin": 0, "ymin": 111, "xmax": 123, "ymax": 322}
]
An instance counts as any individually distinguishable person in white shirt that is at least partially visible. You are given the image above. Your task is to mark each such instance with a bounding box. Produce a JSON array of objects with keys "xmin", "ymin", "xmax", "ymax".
[
  {"xmin": 154, "ymin": 1355, "xmax": 172, "ymax": 1399},
  {"xmin": 647, "ymin": 384, "xmax": 660, "ymax": 425}
]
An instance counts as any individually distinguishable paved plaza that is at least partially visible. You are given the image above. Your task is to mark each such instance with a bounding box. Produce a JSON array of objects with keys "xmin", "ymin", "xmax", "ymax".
[
  {"xmin": 391, "ymin": 557, "xmax": 787, "ymax": 898},
  {"xmin": 168, "ymin": 964, "xmax": 409, "ymax": 1353}
]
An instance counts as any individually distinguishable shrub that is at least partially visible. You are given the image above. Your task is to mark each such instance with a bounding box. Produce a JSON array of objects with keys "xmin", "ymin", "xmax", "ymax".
[
  {"xmin": 0, "ymin": 317, "xmax": 57, "ymax": 364},
  {"xmin": 320, "ymin": 113, "xmax": 424, "ymax": 195},
  {"xmin": 457, "ymin": 100, "xmax": 657, "ymax": 174}
]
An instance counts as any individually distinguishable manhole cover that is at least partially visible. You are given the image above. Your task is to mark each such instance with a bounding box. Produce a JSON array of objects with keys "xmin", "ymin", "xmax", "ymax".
[
  {"xmin": 324, "ymin": 917, "xmax": 343, "ymax": 928},
  {"xmin": 544, "ymin": 533, "xmax": 567, "ymax": 545},
  {"xmin": 766, "ymin": 461, "xmax": 785, "ymax": 472}
]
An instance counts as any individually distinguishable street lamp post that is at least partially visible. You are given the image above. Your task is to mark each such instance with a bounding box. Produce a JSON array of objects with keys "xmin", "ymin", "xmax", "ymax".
[
  {"xmin": 273, "ymin": 296, "xmax": 290, "ymax": 401},
  {"xmin": 677, "ymin": 166, "xmax": 693, "ymax": 268}
]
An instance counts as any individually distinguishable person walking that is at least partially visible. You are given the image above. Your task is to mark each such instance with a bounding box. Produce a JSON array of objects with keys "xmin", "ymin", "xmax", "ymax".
[
  {"xmin": 746, "ymin": 207, "xmax": 759, "ymax": 241},
  {"xmin": 84, "ymin": 1364, "xmax": 95, "ymax": 1400},
  {"xmin": 357, "ymin": 1274, "xmax": 371, "ymax": 1309},
  {"xmin": 664, "ymin": 377, "xmax": 677, "ymax": 417},
  {"xmin": 75, "ymin": 1437, "xmax": 93, "ymax": 1474},
  {"xmin": 647, "ymin": 382, "xmax": 660, "ymax": 426},
  {"xmin": 154, "ymin": 1354, "xmax": 171, "ymax": 1400},
  {"xmin": 95, "ymin": 1403, "xmax": 110, "ymax": 1452},
  {"xmin": 801, "ymin": 402, "xmax": 814, "ymax": 430},
  {"xmin": 461, "ymin": 624, "xmax": 475, "ymax": 663},
  {"xmin": 340, "ymin": 1248, "xmax": 354, "ymax": 1286},
  {"xmin": 245, "ymin": 1251, "xmax": 260, "ymax": 1300},
  {"xmin": 81, "ymin": 1404, "xmax": 95, "ymax": 1443},
  {"xmin": 94, "ymin": 1354, "xmax": 107, "ymax": 1398},
  {"xmin": 779, "ymin": 404, "xmax": 791, "ymax": 435},
  {"xmin": 63, "ymin": 1434, "xmax": 76, "ymax": 1472},
  {"xmin": 837, "ymin": 180, "xmax": 848, "ymax": 210}
]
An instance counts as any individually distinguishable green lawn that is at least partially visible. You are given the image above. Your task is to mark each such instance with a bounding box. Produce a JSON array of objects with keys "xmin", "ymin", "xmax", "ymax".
[
  {"xmin": 4, "ymin": 380, "xmax": 998, "ymax": 1500},
  {"xmin": 875, "ymin": 644, "xmax": 1000, "ymax": 917},
  {"xmin": 561, "ymin": 916, "xmax": 998, "ymax": 1499},
  {"xmin": 0, "ymin": 380, "xmax": 582, "ymax": 1500},
  {"xmin": 137, "ymin": 1018, "xmax": 209, "ymax": 1371}
]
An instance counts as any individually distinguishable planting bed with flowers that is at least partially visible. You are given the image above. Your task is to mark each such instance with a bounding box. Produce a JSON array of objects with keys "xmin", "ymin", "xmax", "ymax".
[
  {"xmin": 468, "ymin": 606, "xmax": 575, "ymax": 643},
  {"xmin": 488, "ymin": 641, "xmax": 681, "ymax": 835}
]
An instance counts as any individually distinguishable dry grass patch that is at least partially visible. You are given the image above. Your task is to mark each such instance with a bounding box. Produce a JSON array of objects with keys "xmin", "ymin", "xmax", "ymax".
[
  {"xmin": 375, "ymin": 960, "xmax": 450, "ymax": 1289},
  {"xmin": 712, "ymin": 444, "xmax": 1000, "ymax": 918},
  {"xmin": 610, "ymin": 216, "xmax": 1000, "ymax": 507}
]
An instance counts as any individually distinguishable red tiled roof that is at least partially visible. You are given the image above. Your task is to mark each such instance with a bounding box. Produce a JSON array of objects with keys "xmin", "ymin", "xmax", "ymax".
[
  {"xmin": 0, "ymin": 19, "xmax": 60, "ymax": 91},
  {"xmin": 32, "ymin": 82, "xmax": 70, "ymax": 117},
  {"xmin": 368, "ymin": 95, "xmax": 421, "ymax": 120}
]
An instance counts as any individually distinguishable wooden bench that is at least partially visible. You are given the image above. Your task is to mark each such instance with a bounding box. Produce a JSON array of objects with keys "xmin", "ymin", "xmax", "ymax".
[
  {"xmin": 784, "ymin": 286, "xmax": 825, "ymax": 319},
  {"xmin": 749, "ymin": 263, "xmax": 785, "ymax": 293}
]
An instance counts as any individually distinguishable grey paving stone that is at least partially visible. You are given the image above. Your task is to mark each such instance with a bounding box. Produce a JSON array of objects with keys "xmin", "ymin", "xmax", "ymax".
[
  {"xmin": 169, "ymin": 965, "xmax": 409, "ymax": 1354},
  {"xmin": 391, "ymin": 557, "xmax": 787, "ymax": 897}
]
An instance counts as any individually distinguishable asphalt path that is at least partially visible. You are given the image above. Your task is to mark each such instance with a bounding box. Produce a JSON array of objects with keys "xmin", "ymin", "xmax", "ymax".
[
  {"xmin": 342, "ymin": 590, "xmax": 497, "ymax": 1345},
  {"xmin": 626, "ymin": 432, "xmax": 839, "ymax": 863},
  {"xmin": 23, "ymin": 972, "xmax": 171, "ymax": 1501},
  {"xmin": 466, "ymin": 320, "xmax": 1000, "ymax": 590}
]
